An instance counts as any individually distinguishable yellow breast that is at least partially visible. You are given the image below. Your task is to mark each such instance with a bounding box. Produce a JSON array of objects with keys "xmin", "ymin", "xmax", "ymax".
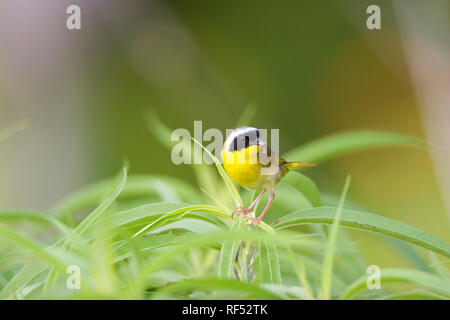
[{"xmin": 222, "ymin": 145, "xmax": 267, "ymax": 189}]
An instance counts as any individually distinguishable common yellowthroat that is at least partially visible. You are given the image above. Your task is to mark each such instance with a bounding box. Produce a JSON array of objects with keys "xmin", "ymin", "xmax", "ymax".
[{"xmin": 222, "ymin": 126, "xmax": 315, "ymax": 224}]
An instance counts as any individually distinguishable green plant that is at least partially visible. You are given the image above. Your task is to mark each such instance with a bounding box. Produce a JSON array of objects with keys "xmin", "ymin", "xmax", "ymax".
[{"xmin": 0, "ymin": 116, "xmax": 448, "ymax": 300}]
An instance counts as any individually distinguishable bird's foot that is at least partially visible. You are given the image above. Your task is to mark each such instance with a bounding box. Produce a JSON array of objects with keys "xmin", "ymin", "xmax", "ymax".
[{"xmin": 232, "ymin": 206, "xmax": 251, "ymax": 218}]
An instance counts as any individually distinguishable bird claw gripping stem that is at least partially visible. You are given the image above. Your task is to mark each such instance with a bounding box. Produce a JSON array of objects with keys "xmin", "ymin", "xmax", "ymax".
[{"xmin": 231, "ymin": 206, "xmax": 251, "ymax": 219}]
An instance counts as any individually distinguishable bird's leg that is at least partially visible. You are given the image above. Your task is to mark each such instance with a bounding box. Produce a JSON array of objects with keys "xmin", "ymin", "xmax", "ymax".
[
  {"xmin": 246, "ymin": 190, "xmax": 266, "ymax": 212},
  {"xmin": 249, "ymin": 190, "xmax": 274, "ymax": 225},
  {"xmin": 233, "ymin": 190, "xmax": 265, "ymax": 216}
]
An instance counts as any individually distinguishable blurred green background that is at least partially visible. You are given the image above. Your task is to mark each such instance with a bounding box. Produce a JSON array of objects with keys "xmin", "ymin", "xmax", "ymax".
[{"xmin": 0, "ymin": 0, "xmax": 448, "ymax": 269}]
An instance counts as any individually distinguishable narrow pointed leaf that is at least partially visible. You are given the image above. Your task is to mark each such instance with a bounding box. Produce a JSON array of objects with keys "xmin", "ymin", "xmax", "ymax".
[
  {"xmin": 275, "ymin": 207, "xmax": 450, "ymax": 258},
  {"xmin": 341, "ymin": 268, "xmax": 450, "ymax": 300},
  {"xmin": 284, "ymin": 131, "xmax": 425, "ymax": 163}
]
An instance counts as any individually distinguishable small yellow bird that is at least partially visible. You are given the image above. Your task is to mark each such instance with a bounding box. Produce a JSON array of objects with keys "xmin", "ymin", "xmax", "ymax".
[{"xmin": 222, "ymin": 126, "xmax": 315, "ymax": 224}]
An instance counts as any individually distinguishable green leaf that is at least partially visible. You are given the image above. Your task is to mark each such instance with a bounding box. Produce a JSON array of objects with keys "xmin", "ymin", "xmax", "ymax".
[
  {"xmin": 145, "ymin": 110, "xmax": 175, "ymax": 149},
  {"xmin": 153, "ymin": 278, "xmax": 281, "ymax": 299},
  {"xmin": 71, "ymin": 167, "xmax": 127, "ymax": 240},
  {"xmin": 132, "ymin": 230, "xmax": 294, "ymax": 292},
  {"xmin": 107, "ymin": 202, "xmax": 190, "ymax": 231},
  {"xmin": 0, "ymin": 224, "xmax": 68, "ymax": 272},
  {"xmin": 277, "ymin": 172, "xmax": 329, "ymax": 245},
  {"xmin": 376, "ymin": 289, "xmax": 447, "ymax": 300},
  {"xmin": 260, "ymin": 284, "xmax": 308, "ymax": 300},
  {"xmin": 148, "ymin": 218, "xmax": 223, "ymax": 235},
  {"xmin": 282, "ymin": 248, "xmax": 315, "ymax": 299},
  {"xmin": 284, "ymin": 131, "xmax": 425, "ymax": 163},
  {"xmin": 321, "ymin": 193, "xmax": 432, "ymax": 273},
  {"xmin": 111, "ymin": 202, "xmax": 228, "ymax": 232},
  {"xmin": 429, "ymin": 252, "xmax": 450, "ymax": 280},
  {"xmin": 0, "ymin": 210, "xmax": 72, "ymax": 236},
  {"xmin": 0, "ymin": 264, "xmax": 47, "ymax": 299},
  {"xmin": 341, "ymin": 268, "xmax": 450, "ymax": 299},
  {"xmin": 281, "ymin": 252, "xmax": 346, "ymax": 292},
  {"xmin": 218, "ymin": 220, "xmax": 244, "ymax": 279},
  {"xmin": 321, "ymin": 175, "xmax": 351, "ymax": 300},
  {"xmin": 272, "ymin": 184, "xmax": 313, "ymax": 214},
  {"xmin": 191, "ymin": 136, "xmax": 243, "ymax": 208},
  {"xmin": 146, "ymin": 110, "xmax": 222, "ymax": 204},
  {"xmin": 52, "ymin": 174, "xmax": 201, "ymax": 219},
  {"xmin": 387, "ymin": 238, "xmax": 432, "ymax": 272},
  {"xmin": 193, "ymin": 165, "xmax": 222, "ymax": 204},
  {"xmin": 280, "ymin": 171, "xmax": 322, "ymax": 207},
  {"xmin": 200, "ymin": 187, "xmax": 229, "ymax": 212},
  {"xmin": 258, "ymin": 239, "xmax": 282, "ymax": 284},
  {"xmin": 44, "ymin": 167, "xmax": 127, "ymax": 290},
  {"xmin": 113, "ymin": 233, "xmax": 197, "ymax": 264},
  {"xmin": 130, "ymin": 204, "xmax": 230, "ymax": 239},
  {"xmin": 329, "ymin": 231, "xmax": 367, "ymax": 283},
  {"xmin": 275, "ymin": 207, "xmax": 450, "ymax": 258}
]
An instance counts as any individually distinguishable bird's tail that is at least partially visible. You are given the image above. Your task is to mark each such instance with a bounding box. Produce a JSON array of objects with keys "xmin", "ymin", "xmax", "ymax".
[{"xmin": 284, "ymin": 161, "xmax": 317, "ymax": 169}]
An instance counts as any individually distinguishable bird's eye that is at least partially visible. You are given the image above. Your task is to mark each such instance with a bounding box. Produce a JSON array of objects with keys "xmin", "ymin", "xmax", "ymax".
[{"xmin": 245, "ymin": 136, "xmax": 250, "ymax": 148}]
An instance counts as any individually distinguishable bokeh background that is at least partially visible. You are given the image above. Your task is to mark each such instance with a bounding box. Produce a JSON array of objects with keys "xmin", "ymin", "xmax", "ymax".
[{"xmin": 0, "ymin": 0, "xmax": 449, "ymax": 268}]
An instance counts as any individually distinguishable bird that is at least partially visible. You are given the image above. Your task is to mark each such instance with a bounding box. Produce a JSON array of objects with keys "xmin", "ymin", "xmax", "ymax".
[{"xmin": 222, "ymin": 126, "xmax": 315, "ymax": 224}]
